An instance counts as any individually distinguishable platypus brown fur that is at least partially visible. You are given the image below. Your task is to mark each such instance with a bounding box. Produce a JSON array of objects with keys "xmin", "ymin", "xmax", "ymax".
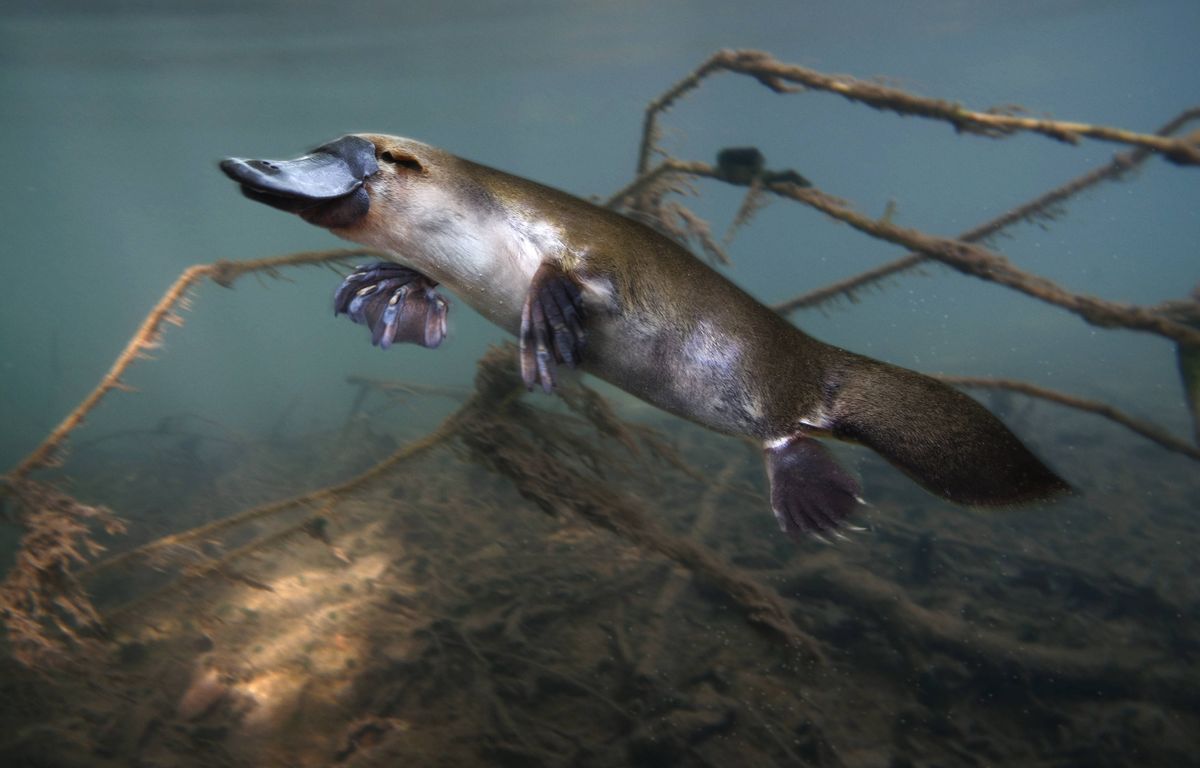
[{"xmin": 220, "ymin": 134, "xmax": 1069, "ymax": 540}]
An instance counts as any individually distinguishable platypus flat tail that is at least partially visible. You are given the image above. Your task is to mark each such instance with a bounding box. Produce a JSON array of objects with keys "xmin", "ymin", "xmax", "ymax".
[{"xmin": 824, "ymin": 352, "xmax": 1071, "ymax": 506}]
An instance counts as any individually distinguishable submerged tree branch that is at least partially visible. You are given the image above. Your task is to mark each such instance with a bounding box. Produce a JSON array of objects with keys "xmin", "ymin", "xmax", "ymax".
[
  {"xmin": 637, "ymin": 50, "xmax": 1200, "ymax": 173},
  {"xmin": 4, "ymin": 248, "xmax": 382, "ymax": 486},
  {"xmin": 6, "ymin": 264, "xmax": 208, "ymax": 485},
  {"xmin": 760, "ymin": 174, "xmax": 1200, "ymax": 346},
  {"xmin": 773, "ymin": 108, "xmax": 1200, "ymax": 313}
]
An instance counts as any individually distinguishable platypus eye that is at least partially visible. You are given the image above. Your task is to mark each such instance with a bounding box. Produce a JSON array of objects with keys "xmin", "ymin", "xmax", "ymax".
[{"xmin": 379, "ymin": 150, "xmax": 423, "ymax": 172}]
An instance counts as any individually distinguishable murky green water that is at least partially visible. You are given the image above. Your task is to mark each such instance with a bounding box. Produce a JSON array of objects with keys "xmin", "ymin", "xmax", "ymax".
[{"xmin": 2, "ymin": 2, "xmax": 1198, "ymax": 766}]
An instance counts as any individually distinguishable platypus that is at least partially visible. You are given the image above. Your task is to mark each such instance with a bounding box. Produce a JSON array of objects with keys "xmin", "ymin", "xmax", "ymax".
[{"xmin": 220, "ymin": 134, "xmax": 1068, "ymax": 539}]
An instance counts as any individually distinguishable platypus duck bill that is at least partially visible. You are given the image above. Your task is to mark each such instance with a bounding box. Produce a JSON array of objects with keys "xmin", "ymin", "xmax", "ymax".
[
  {"xmin": 219, "ymin": 135, "xmax": 378, "ymax": 229},
  {"xmin": 219, "ymin": 132, "xmax": 1071, "ymax": 542}
]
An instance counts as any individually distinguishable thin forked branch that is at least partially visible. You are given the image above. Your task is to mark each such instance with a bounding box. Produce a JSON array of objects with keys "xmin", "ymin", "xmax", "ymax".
[{"xmin": 5, "ymin": 248, "xmax": 385, "ymax": 485}]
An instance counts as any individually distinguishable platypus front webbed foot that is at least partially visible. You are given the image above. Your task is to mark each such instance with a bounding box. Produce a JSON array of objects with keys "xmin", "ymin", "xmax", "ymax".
[
  {"xmin": 334, "ymin": 262, "xmax": 448, "ymax": 349},
  {"xmin": 764, "ymin": 435, "xmax": 864, "ymax": 541},
  {"xmin": 520, "ymin": 263, "xmax": 586, "ymax": 393}
]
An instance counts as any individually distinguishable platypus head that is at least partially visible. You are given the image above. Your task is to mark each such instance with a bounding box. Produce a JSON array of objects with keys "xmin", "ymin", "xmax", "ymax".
[
  {"xmin": 220, "ymin": 134, "xmax": 478, "ymax": 240},
  {"xmin": 221, "ymin": 134, "xmax": 557, "ymax": 327},
  {"xmin": 220, "ymin": 135, "xmax": 379, "ymax": 229}
]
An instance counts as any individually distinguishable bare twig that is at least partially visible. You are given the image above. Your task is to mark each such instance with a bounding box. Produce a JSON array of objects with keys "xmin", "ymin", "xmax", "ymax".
[
  {"xmin": 636, "ymin": 54, "xmax": 734, "ymax": 175},
  {"xmin": 7, "ymin": 265, "xmax": 209, "ymax": 483}
]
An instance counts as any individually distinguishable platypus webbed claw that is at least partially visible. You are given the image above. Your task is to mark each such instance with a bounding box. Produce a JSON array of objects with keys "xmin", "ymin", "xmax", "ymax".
[
  {"xmin": 764, "ymin": 435, "xmax": 863, "ymax": 541},
  {"xmin": 334, "ymin": 262, "xmax": 448, "ymax": 349},
  {"xmin": 520, "ymin": 263, "xmax": 586, "ymax": 393}
]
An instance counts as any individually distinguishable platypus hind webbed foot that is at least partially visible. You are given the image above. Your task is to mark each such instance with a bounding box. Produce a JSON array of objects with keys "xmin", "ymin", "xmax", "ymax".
[
  {"xmin": 764, "ymin": 435, "xmax": 864, "ymax": 541},
  {"xmin": 520, "ymin": 262, "xmax": 586, "ymax": 393},
  {"xmin": 334, "ymin": 262, "xmax": 448, "ymax": 349}
]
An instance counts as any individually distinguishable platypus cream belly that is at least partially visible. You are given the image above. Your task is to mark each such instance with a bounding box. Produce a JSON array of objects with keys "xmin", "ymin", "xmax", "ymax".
[
  {"xmin": 587, "ymin": 312, "xmax": 768, "ymax": 436},
  {"xmin": 576, "ymin": 268, "xmax": 826, "ymax": 440},
  {"xmin": 221, "ymin": 133, "xmax": 1070, "ymax": 540}
]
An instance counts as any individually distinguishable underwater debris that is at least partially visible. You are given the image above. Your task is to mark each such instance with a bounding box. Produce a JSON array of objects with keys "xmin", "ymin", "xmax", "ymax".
[{"xmin": 0, "ymin": 480, "xmax": 125, "ymax": 668}]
